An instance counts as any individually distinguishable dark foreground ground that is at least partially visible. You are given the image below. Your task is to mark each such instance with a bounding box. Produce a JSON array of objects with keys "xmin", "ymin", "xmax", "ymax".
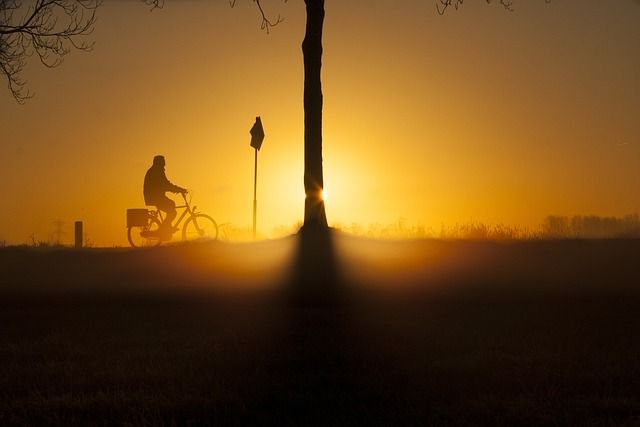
[{"xmin": 0, "ymin": 234, "xmax": 638, "ymax": 426}]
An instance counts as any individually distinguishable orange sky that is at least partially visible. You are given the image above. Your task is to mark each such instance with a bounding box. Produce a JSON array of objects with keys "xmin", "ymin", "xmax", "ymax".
[{"xmin": 1, "ymin": 0, "xmax": 639, "ymax": 246}]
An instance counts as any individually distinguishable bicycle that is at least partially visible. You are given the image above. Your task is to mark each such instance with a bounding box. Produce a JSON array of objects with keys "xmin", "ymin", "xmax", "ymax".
[{"xmin": 127, "ymin": 192, "xmax": 218, "ymax": 248}]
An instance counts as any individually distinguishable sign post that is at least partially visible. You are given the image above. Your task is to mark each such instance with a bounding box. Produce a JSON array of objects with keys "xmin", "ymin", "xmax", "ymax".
[{"xmin": 250, "ymin": 117, "xmax": 265, "ymax": 240}]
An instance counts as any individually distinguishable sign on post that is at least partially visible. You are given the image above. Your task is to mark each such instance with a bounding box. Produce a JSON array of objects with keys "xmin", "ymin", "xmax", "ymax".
[
  {"xmin": 250, "ymin": 117, "xmax": 265, "ymax": 151},
  {"xmin": 250, "ymin": 117, "xmax": 265, "ymax": 239}
]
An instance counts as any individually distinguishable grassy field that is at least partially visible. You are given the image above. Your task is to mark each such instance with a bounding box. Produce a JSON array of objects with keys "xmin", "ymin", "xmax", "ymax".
[{"xmin": 0, "ymin": 234, "xmax": 638, "ymax": 425}]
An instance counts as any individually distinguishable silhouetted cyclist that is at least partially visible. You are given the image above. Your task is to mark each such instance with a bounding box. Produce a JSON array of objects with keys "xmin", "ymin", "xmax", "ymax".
[{"xmin": 143, "ymin": 155, "xmax": 187, "ymax": 236}]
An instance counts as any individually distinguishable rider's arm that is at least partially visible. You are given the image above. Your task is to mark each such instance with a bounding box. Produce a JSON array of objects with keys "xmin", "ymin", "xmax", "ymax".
[{"xmin": 161, "ymin": 171, "xmax": 186, "ymax": 193}]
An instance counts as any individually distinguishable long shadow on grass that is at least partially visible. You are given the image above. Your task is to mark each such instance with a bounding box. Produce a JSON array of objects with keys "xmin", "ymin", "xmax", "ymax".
[
  {"xmin": 246, "ymin": 227, "xmax": 380, "ymax": 423},
  {"xmin": 288, "ymin": 226, "xmax": 342, "ymax": 303}
]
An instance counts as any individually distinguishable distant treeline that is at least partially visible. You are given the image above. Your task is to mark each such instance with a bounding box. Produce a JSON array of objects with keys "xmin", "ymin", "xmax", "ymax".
[{"xmin": 540, "ymin": 214, "xmax": 640, "ymax": 239}]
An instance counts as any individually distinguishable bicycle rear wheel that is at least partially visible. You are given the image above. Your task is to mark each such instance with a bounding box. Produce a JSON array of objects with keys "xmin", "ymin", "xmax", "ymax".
[
  {"xmin": 128, "ymin": 216, "xmax": 162, "ymax": 248},
  {"xmin": 182, "ymin": 214, "xmax": 218, "ymax": 241}
]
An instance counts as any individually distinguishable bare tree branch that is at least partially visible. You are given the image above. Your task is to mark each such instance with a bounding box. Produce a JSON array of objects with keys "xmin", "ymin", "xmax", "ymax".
[
  {"xmin": 437, "ymin": 0, "xmax": 517, "ymax": 15},
  {"xmin": 141, "ymin": 0, "xmax": 163, "ymax": 10},
  {"xmin": 0, "ymin": 0, "xmax": 100, "ymax": 103},
  {"xmin": 143, "ymin": 0, "xmax": 286, "ymax": 32},
  {"xmin": 229, "ymin": 0, "xmax": 287, "ymax": 34}
]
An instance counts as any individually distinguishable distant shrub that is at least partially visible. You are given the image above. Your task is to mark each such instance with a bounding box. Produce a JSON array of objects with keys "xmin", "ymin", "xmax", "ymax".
[
  {"xmin": 332, "ymin": 219, "xmax": 432, "ymax": 240},
  {"xmin": 541, "ymin": 216, "xmax": 571, "ymax": 238},
  {"xmin": 217, "ymin": 224, "xmax": 254, "ymax": 241},
  {"xmin": 272, "ymin": 221, "xmax": 303, "ymax": 238},
  {"xmin": 28, "ymin": 236, "xmax": 50, "ymax": 247},
  {"xmin": 438, "ymin": 223, "xmax": 533, "ymax": 240}
]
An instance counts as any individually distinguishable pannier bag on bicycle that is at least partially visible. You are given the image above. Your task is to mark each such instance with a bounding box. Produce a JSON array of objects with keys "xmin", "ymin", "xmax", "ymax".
[{"xmin": 127, "ymin": 209, "xmax": 149, "ymax": 227}]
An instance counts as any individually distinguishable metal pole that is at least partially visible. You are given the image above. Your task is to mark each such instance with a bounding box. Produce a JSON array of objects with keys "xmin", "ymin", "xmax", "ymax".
[
  {"xmin": 74, "ymin": 221, "xmax": 83, "ymax": 248},
  {"xmin": 253, "ymin": 148, "xmax": 258, "ymax": 240}
]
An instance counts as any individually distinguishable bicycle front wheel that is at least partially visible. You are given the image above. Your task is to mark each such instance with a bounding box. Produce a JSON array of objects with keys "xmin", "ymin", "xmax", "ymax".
[
  {"xmin": 128, "ymin": 216, "xmax": 162, "ymax": 248},
  {"xmin": 182, "ymin": 214, "xmax": 218, "ymax": 242}
]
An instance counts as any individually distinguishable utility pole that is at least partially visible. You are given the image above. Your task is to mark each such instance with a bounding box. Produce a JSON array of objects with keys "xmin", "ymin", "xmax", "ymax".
[{"xmin": 52, "ymin": 220, "xmax": 65, "ymax": 246}]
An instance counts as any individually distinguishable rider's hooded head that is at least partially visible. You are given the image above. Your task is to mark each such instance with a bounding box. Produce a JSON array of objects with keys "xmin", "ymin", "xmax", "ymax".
[{"xmin": 153, "ymin": 155, "xmax": 165, "ymax": 168}]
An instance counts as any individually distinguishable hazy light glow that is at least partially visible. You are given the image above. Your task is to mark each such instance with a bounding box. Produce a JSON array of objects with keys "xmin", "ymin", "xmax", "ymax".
[
  {"xmin": 173, "ymin": 237, "xmax": 297, "ymax": 291},
  {"xmin": 334, "ymin": 233, "xmax": 458, "ymax": 292}
]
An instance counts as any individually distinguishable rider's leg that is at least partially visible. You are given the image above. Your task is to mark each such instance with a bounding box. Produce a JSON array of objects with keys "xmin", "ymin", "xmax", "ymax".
[{"xmin": 156, "ymin": 196, "xmax": 177, "ymax": 231}]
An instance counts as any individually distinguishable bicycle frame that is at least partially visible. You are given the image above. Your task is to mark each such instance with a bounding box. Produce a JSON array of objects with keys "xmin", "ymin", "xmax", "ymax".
[{"xmin": 152, "ymin": 193, "xmax": 198, "ymax": 230}]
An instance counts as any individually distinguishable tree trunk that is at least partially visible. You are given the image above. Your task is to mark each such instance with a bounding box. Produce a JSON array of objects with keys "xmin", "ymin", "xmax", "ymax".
[{"xmin": 302, "ymin": 0, "xmax": 328, "ymax": 228}]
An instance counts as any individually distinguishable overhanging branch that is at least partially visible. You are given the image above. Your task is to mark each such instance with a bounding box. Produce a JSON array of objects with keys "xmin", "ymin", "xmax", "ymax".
[{"xmin": 0, "ymin": 0, "xmax": 101, "ymax": 103}]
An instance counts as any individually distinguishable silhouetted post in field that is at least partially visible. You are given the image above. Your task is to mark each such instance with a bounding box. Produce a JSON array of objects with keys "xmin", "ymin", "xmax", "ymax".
[{"xmin": 74, "ymin": 221, "xmax": 83, "ymax": 248}]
